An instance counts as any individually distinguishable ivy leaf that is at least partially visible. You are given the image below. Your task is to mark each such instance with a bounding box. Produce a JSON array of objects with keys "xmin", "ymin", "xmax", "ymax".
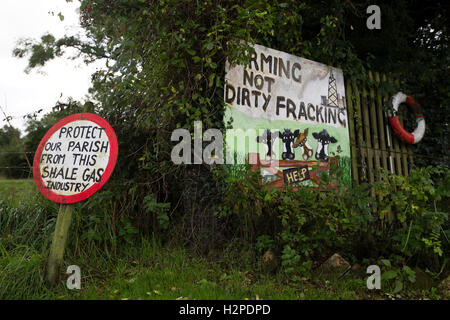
[
  {"xmin": 208, "ymin": 73, "xmax": 215, "ymax": 87},
  {"xmin": 380, "ymin": 259, "xmax": 391, "ymax": 267},
  {"xmin": 186, "ymin": 49, "xmax": 196, "ymax": 56},
  {"xmin": 402, "ymin": 265, "xmax": 415, "ymax": 283},
  {"xmin": 393, "ymin": 280, "xmax": 403, "ymax": 293},
  {"xmin": 382, "ymin": 270, "xmax": 397, "ymax": 280}
]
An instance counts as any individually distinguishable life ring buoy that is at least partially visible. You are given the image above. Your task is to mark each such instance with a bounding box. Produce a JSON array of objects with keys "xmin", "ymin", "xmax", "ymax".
[{"xmin": 388, "ymin": 92, "xmax": 425, "ymax": 144}]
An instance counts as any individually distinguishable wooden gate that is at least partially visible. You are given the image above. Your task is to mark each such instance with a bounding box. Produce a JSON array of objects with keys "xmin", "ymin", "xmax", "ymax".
[{"xmin": 346, "ymin": 71, "xmax": 414, "ymax": 185}]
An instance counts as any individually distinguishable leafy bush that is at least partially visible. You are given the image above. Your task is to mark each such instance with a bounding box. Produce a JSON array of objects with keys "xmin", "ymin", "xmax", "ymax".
[
  {"xmin": 13, "ymin": 0, "xmax": 449, "ymax": 257},
  {"xmin": 218, "ymin": 162, "xmax": 449, "ymax": 277},
  {"xmin": 5, "ymin": 1, "xmax": 448, "ymax": 297},
  {"xmin": 378, "ymin": 259, "xmax": 416, "ymax": 294}
]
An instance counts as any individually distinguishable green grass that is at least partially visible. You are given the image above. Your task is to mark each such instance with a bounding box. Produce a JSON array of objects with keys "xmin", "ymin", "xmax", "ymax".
[
  {"xmin": 0, "ymin": 179, "xmax": 37, "ymax": 207},
  {"xmin": 0, "ymin": 248, "xmax": 49, "ymax": 299},
  {"xmin": 1, "ymin": 235, "xmax": 443, "ymax": 300},
  {"xmin": 0, "ymin": 179, "xmax": 446, "ymax": 300},
  {"xmin": 0, "ymin": 237, "xmax": 373, "ymax": 300}
]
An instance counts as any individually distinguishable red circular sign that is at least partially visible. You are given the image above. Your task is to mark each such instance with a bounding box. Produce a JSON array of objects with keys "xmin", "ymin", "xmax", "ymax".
[{"xmin": 33, "ymin": 113, "xmax": 118, "ymax": 204}]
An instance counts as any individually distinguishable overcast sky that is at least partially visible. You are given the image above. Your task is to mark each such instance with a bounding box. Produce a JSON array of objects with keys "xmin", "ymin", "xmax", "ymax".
[{"xmin": 0, "ymin": 0, "xmax": 102, "ymax": 134}]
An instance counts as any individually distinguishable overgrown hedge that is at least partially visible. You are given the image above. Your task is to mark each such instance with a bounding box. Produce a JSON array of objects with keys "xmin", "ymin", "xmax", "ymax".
[{"xmin": 8, "ymin": 0, "xmax": 449, "ymax": 283}]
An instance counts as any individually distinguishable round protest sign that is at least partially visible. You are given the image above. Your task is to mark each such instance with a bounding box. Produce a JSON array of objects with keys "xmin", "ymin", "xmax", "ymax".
[{"xmin": 33, "ymin": 113, "xmax": 118, "ymax": 204}]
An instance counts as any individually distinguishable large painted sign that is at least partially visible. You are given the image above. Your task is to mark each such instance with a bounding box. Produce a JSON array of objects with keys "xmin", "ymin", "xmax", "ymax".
[
  {"xmin": 224, "ymin": 44, "xmax": 351, "ymax": 187},
  {"xmin": 33, "ymin": 113, "xmax": 118, "ymax": 204}
]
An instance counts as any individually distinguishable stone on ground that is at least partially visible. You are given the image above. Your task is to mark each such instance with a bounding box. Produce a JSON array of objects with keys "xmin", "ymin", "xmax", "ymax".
[
  {"xmin": 318, "ymin": 253, "xmax": 351, "ymax": 278},
  {"xmin": 262, "ymin": 249, "xmax": 278, "ymax": 273}
]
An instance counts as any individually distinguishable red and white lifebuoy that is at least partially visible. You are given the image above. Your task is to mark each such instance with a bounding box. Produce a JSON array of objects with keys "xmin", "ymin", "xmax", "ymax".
[{"xmin": 388, "ymin": 92, "xmax": 425, "ymax": 144}]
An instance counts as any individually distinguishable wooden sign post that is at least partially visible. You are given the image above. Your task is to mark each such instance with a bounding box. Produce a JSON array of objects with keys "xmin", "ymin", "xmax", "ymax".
[
  {"xmin": 47, "ymin": 204, "xmax": 74, "ymax": 285},
  {"xmin": 33, "ymin": 113, "xmax": 118, "ymax": 286}
]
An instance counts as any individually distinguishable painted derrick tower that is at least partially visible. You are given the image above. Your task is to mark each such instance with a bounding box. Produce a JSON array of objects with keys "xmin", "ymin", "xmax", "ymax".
[{"xmin": 321, "ymin": 71, "xmax": 346, "ymax": 109}]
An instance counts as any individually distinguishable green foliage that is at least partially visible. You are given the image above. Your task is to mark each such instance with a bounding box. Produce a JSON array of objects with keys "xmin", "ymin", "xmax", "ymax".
[
  {"xmin": 13, "ymin": 0, "xmax": 449, "ymax": 248},
  {"xmin": 256, "ymin": 234, "xmax": 275, "ymax": 254},
  {"xmin": 0, "ymin": 125, "xmax": 29, "ymax": 179},
  {"xmin": 143, "ymin": 194, "xmax": 171, "ymax": 231},
  {"xmin": 379, "ymin": 259, "xmax": 417, "ymax": 294},
  {"xmin": 0, "ymin": 248, "xmax": 48, "ymax": 299},
  {"xmin": 373, "ymin": 166, "xmax": 449, "ymax": 261},
  {"xmin": 0, "ymin": 174, "xmax": 446, "ymax": 299},
  {"xmin": 5, "ymin": 0, "xmax": 449, "ymax": 299},
  {"xmin": 118, "ymin": 218, "xmax": 139, "ymax": 245},
  {"xmin": 0, "ymin": 235, "xmax": 377, "ymax": 300},
  {"xmin": 219, "ymin": 164, "xmax": 449, "ymax": 277},
  {"xmin": 0, "ymin": 189, "xmax": 56, "ymax": 254}
]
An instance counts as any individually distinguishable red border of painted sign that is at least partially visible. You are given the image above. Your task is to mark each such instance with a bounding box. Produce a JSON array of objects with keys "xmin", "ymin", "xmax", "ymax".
[{"xmin": 33, "ymin": 113, "xmax": 118, "ymax": 204}]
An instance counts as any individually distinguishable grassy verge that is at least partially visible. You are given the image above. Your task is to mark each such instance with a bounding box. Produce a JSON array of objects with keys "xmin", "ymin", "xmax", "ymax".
[
  {"xmin": 0, "ymin": 179, "xmax": 446, "ymax": 300},
  {"xmin": 0, "ymin": 237, "xmax": 374, "ymax": 300},
  {"xmin": 0, "ymin": 179, "xmax": 37, "ymax": 207}
]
